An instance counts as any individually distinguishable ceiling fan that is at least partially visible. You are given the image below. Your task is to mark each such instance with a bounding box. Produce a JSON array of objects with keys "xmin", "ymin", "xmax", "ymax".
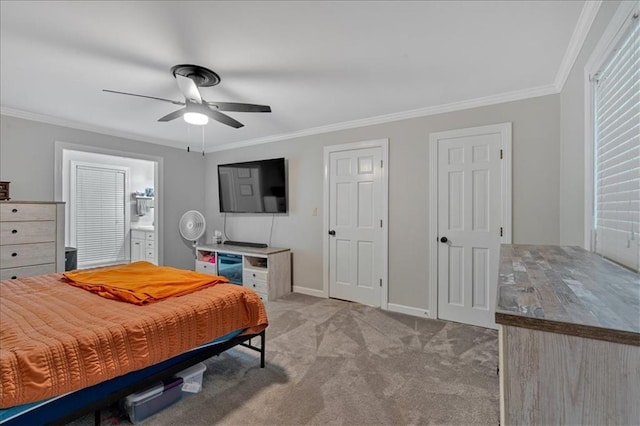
[{"xmin": 103, "ymin": 64, "xmax": 271, "ymax": 128}]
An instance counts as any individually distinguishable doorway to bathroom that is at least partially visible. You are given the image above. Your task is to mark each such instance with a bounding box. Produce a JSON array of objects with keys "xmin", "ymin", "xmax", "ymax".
[{"xmin": 55, "ymin": 142, "xmax": 162, "ymax": 269}]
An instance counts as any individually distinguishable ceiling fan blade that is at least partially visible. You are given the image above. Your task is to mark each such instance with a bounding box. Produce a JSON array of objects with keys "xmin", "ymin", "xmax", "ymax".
[
  {"xmin": 158, "ymin": 108, "xmax": 186, "ymax": 122},
  {"xmin": 206, "ymin": 101, "xmax": 271, "ymax": 113},
  {"xmin": 103, "ymin": 89, "xmax": 184, "ymax": 106},
  {"xmin": 204, "ymin": 108, "xmax": 244, "ymax": 128},
  {"xmin": 175, "ymin": 74, "xmax": 202, "ymax": 104}
]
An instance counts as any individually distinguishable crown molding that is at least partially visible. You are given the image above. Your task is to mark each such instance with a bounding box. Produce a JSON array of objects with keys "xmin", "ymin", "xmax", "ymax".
[
  {"xmin": 207, "ymin": 83, "xmax": 558, "ymax": 152},
  {"xmin": 0, "ymin": 106, "xmax": 182, "ymax": 150},
  {"xmin": 554, "ymin": 0, "xmax": 602, "ymax": 91},
  {"xmin": 1, "ymin": 2, "xmax": 600, "ymax": 156},
  {"xmin": 3, "ymin": 82, "xmax": 558, "ymax": 155}
]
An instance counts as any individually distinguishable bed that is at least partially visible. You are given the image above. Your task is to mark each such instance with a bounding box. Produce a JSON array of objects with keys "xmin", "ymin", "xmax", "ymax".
[{"xmin": 0, "ymin": 265, "xmax": 268, "ymax": 425}]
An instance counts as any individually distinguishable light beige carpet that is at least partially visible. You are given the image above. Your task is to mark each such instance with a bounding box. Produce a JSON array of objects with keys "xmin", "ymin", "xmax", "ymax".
[{"xmin": 73, "ymin": 293, "xmax": 499, "ymax": 425}]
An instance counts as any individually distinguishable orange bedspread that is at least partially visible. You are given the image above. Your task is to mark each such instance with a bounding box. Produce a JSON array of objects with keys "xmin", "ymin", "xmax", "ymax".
[
  {"xmin": 63, "ymin": 261, "xmax": 229, "ymax": 304},
  {"xmin": 0, "ymin": 272, "xmax": 268, "ymax": 408}
]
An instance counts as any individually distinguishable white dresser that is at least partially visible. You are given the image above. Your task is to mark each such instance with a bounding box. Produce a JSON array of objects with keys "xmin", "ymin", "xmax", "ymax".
[
  {"xmin": 131, "ymin": 228, "xmax": 156, "ymax": 264},
  {"xmin": 195, "ymin": 244, "xmax": 291, "ymax": 303},
  {"xmin": 0, "ymin": 201, "xmax": 65, "ymax": 280}
]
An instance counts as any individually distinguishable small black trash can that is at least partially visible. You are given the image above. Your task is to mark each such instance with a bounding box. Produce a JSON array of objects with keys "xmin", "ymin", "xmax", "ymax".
[{"xmin": 65, "ymin": 247, "xmax": 77, "ymax": 271}]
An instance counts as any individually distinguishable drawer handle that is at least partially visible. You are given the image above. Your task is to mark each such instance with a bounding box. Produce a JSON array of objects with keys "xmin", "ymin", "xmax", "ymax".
[
  {"xmin": 11, "ymin": 208, "xmax": 18, "ymax": 213},
  {"xmin": 11, "ymin": 229, "xmax": 18, "ymax": 234},
  {"xmin": 252, "ymin": 273, "xmax": 256, "ymax": 277},
  {"xmin": 11, "ymin": 276, "xmax": 17, "ymax": 279},
  {"xmin": 253, "ymin": 284, "xmax": 256, "ymax": 287},
  {"xmin": 11, "ymin": 252, "xmax": 17, "ymax": 257}
]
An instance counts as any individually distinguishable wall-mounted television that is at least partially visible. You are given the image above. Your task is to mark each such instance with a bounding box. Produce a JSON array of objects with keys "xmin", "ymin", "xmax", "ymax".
[{"xmin": 218, "ymin": 157, "xmax": 287, "ymax": 214}]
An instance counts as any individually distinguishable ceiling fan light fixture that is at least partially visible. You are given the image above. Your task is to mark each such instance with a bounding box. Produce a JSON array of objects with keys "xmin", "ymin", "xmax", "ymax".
[{"xmin": 184, "ymin": 112, "xmax": 209, "ymax": 125}]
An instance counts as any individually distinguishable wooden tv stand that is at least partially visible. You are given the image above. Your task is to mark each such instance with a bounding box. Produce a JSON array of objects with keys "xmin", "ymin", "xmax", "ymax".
[{"xmin": 195, "ymin": 244, "xmax": 291, "ymax": 303}]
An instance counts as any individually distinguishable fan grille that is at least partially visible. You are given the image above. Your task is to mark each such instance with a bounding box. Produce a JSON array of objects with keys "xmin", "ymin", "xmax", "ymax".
[{"xmin": 179, "ymin": 210, "xmax": 206, "ymax": 241}]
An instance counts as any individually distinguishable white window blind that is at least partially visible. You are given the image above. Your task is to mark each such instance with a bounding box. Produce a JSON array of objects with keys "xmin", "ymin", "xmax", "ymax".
[
  {"xmin": 593, "ymin": 14, "xmax": 640, "ymax": 271},
  {"xmin": 73, "ymin": 164, "xmax": 127, "ymax": 268}
]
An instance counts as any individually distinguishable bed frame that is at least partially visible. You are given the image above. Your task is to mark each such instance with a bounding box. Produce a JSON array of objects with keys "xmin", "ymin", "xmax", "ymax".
[{"xmin": 2, "ymin": 330, "xmax": 265, "ymax": 426}]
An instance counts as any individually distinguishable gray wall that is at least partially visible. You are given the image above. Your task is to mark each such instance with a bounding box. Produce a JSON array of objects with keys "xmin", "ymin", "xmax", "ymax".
[
  {"xmin": 205, "ymin": 94, "xmax": 561, "ymax": 310},
  {"xmin": 559, "ymin": 0, "xmax": 621, "ymax": 246},
  {"xmin": 0, "ymin": 2, "xmax": 624, "ymax": 314},
  {"xmin": 0, "ymin": 115, "xmax": 205, "ymax": 269}
]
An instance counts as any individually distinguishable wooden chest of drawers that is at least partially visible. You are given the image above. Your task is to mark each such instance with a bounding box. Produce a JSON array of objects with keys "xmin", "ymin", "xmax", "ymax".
[{"xmin": 0, "ymin": 201, "xmax": 65, "ymax": 280}]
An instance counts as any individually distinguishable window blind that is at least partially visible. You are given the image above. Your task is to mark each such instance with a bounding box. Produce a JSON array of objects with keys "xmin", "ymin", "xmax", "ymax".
[
  {"xmin": 593, "ymin": 15, "xmax": 639, "ymax": 271},
  {"xmin": 74, "ymin": 165, "xmax": 127, "ymax": 268}
]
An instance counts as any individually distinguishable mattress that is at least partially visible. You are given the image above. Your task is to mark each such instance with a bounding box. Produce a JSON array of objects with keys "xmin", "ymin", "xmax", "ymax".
[
  {"xmin": 0, "ymin": 272, "xmax": 268, "ymax": 408},
  {"xmin": 0, "ymin": 329, "xmax": 245, "ymax": 424}
]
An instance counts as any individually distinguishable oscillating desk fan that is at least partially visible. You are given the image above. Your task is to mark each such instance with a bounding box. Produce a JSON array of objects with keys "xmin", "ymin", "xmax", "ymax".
[{"xmin": 178, "ymin": 210, "xmax": 206, "ymax": 246}]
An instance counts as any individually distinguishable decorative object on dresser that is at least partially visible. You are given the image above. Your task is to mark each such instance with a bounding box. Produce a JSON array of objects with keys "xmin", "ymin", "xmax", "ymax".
[
  {"xmin": 195, "ymin": 244, "xmax": 291, "ymax": 303},
  {"xmin": 0, "ymin": 182, "xmax": 10, "ymax": 200},
  {"xmin": 0, "ymin": 201, "xmax": 65, "ymax": 279}
]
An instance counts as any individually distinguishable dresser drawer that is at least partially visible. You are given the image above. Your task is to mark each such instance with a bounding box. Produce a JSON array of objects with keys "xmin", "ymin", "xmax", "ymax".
[
  {"xmin": 243, "ymin": 273, "xmax": 267, "ymax": 293},
  {"xmin": 196, "ymin": 260, "xmax": 217, "ymax": 274},
  {"xmin": 0, "ymin": 264, "xmax": 56, "ymax": 280},
  {"xmin": 245, "ymin": 280, "xmax": 267, "ymax": 294},
  {"xmin": 0, "ymin": 203, "xmax": 56, "ymax": 221},
  {"xmin": 243, "ymin": 269, "xmax": 267, "ymax": 282},
  {"xmin": 131, "ymin": 230, "xmax": 146, "ymax": 240},
  {"xmin": 0, "ymin": 221, "xmax": 56, "ymax": 245},
  {"xmin": 253, "ymin": 292, "xmax": 268, "ymax": 304},
  {"xmin": 0, "ymin": 242, "xmax": 56, "ymax": 268}
]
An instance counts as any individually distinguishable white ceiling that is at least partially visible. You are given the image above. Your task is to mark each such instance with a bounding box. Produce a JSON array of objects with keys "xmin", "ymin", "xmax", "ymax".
[{"xmin": 0, "ymin": 1, "xmax": 590, "ymax": 152}]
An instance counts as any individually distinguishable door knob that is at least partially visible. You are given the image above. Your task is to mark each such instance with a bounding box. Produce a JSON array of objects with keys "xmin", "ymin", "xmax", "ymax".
[
  {"xmin": 440, "ymin": 237, "xmax": 448, "ymax": 243},
  {"xmin": 328, "ymin": 230, "xmax": 336, "ymax": 236}
]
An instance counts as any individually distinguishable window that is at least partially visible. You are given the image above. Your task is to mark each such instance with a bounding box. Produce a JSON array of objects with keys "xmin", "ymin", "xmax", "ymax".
[
  {"xmin": 70, "ymin": 161, "xmax": 130, "ymax": 269},
  {"xmin": 591, "ymin": 9, "xmax": 639, "ymax": 271}
]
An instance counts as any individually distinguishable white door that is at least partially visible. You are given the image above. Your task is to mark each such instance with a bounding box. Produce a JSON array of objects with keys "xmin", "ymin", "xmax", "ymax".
[
  {"xmin": 327, "ymin": 146, "xmax": 384, "ymax": 306},
  {"xmin": 432, "ymin": 124, "xmax": 511, "ymax": 329}
]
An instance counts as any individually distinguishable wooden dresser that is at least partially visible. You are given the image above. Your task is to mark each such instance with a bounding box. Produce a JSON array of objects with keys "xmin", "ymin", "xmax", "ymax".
[
  {"xmin": 0, "ymin": 201, "xmax": 65, "ymax": 280},
  {"xmin": 496, "ymin": 244, "xmax": 639, "ymax": 425}
]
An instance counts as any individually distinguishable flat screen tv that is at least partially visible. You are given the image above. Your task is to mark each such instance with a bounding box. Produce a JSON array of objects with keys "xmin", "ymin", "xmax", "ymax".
[{"xmin": 218, "ymin": 157, "xmax": 287, "ymax": 214}]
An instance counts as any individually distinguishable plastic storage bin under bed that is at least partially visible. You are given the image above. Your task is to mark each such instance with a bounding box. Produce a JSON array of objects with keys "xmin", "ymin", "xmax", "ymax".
[
  {"xmin": 123, "ymin": 377, "xmax": 183, "ymax": 424},
  {"xmin": 176, "ymin": 362, "xmax": 207, "ymax": 394}
]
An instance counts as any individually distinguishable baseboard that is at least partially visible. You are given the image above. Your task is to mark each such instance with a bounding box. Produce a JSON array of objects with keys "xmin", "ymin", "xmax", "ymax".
[
  {"xmin": 289, "ymin": 291, "xmax": 434, "ymax": 319},
  {"xmin": 292, "ymin": 286, "xmax": 326, "ymax": 298},
  {"xmin": 386, "ymin": 303, "xmax": 432, "ymax": 319}
]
